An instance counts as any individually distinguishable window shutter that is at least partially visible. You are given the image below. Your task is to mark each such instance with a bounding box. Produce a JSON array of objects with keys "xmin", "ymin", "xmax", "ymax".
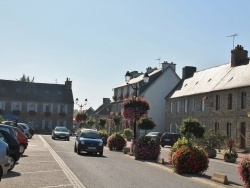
[
  {"xmin": 63, "ymin": 121, "xmax": 66, "ymax": 127},
  {"xmin": 3, "ymin": 102, "xmax": 5, "ymax": 110},
  {"xmin": 19, "ymin": 102, "xmax": 22, "ymax": 110},
  {"xmin": 65, "ymin": 105, "xmax": 68, "ymax": 114},
  {"xmin": 27, "ymin": 103, "xmax": 30, "ymax": 112},
  {"xmin": 57, "ymin": 105, "xmax": 60, "ymax": 113},
  {"xmin": 51, "ymin": 104, "xmax": 53, "ymax": 112},
  {"xmin": 49, "ymin": 120, "xmax": 52, "ymax": 130},
  {"xmin": 42, "ymin": 120, "xmax": 45, "ymax": 129},
  {"xmin": 11, "ymin": 102, "xmax": 14, "ymax": 111},
  {"xmin": 43, "ymin": 104, "xmax": 46, "ymax": 112}
]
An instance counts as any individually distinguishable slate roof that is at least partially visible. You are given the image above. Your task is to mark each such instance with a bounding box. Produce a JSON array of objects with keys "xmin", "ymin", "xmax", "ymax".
[
  {"xmin": 169, "ymin": 60, "xmax": 250, "ymax": 99},
  {"xmin": 0, "ymin": 79, "xmax": 74, "ymax": 104}
]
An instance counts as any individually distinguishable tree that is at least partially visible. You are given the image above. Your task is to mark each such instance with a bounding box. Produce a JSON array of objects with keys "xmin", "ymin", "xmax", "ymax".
[
  {"xmin": 17, "ymin": 74, "xmax": 35, "ymax": 82},
  {"xmin": 98, "ymin": 118, "xmax": 106, "ymax": 129},
  {"xmin": 86, "ymin": 118, "xmax": 95, "ymax": 128},
  {"xmin": 137, "ymin": 116, "xmax": 157, "ymax": 135},
  {"xmin": 75, "ymin": 111, "xmax": 88, "ymax": 123}
]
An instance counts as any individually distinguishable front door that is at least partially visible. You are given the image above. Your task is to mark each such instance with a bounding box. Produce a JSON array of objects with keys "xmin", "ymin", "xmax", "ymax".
[{"xmin": 240, "ymin": 122, "xmax": 246, "ymax": 148}]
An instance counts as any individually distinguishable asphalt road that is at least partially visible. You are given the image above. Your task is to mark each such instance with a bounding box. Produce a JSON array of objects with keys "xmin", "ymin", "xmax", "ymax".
[{"xmin": 0, "ymin": 135, "xmax": 242, "ymax": 188}]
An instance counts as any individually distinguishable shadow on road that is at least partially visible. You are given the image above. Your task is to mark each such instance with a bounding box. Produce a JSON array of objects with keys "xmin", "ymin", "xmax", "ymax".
[{"xmin": 2, "ymin": 171, "xmax": 21, "ymax": 179}]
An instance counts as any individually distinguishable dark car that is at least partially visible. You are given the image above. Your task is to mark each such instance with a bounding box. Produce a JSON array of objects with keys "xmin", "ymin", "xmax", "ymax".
[
  {"xmin": 74, "ymin": 129, "xmax": 103, "ymax": 156},
  {"xmin": 0, "ymin": 130, "xmax": 21, "ymax": 171},
  {"xmin": 145, "ymin": 132, "xmax": 163, "ymax": 143},
  {"xmin": 160, "ymin": 132, "xmax": 181, "ymax": 147},
  {"xmin": 52, "ymin": 127, "xmax": 70, "ymax": 141},
  {"xmin": 0, "ymin": 124, "xmax": 16, "ymax": 139}
]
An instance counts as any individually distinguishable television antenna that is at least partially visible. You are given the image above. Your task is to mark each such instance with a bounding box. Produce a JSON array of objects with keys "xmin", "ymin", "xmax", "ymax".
[
  {"xmin": 155, "ymin": 57, "xmax": 161, "ymax": 68},
  {"xmin": 227, "ymin": 33, "xmax": 238, "ymax": 49}
]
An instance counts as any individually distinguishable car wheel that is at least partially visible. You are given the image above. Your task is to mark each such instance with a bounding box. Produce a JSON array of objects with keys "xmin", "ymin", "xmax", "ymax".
[
  {"xmin": 52, "ymin": 136, "xmax": 54, "ymax": 140},
  {"xmin": 20, "ymin": 144, "xmax": 26, "ymax": 155},
  {"xmin": 77, "ymin": 146, "xmax": 81, "ymax": 155},
  {"xmin": 67, "ymin": 137, "xmax": 70, "ymax": 141},
  {"xmin": 8, "ymin": 155, "xmax": 16, "ymax": 172},
  {"xmin": 99, "ymin": 151, "xmax": 103, "ymax": 156}
]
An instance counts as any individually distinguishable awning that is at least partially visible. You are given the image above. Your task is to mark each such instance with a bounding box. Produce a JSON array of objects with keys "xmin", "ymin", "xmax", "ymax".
[{"xmin": 2, "ymin": 114, "xmax": 20, "ymax": 120}]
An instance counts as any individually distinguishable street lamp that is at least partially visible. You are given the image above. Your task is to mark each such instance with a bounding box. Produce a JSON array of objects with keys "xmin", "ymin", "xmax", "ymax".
[
  {"xmin": 75, "ymin": 98, "xmax": 88, "ymax": 111},
  {"xmin": 125, "ymin": 71, "xmax": 149, "ymax": 140}
]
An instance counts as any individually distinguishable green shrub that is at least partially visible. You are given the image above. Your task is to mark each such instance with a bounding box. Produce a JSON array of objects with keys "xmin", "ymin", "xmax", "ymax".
[
  {"xmin": 173, "ymin": 145, "xmax": 209, "ymax": 174},
  {"xmin": 123, "ymin": 128, "xmax": 133, "ymax": 138},
  {"xmin": 98, "ymin": 130, "xmax": 108, "ymax": 138},
  {"xmin": 134, "ymin": 136, "xmax": 161, "ymax": 160},
  {"xmin": 107, "ymin": 132, "xmax": 127, "ymax": 151}
]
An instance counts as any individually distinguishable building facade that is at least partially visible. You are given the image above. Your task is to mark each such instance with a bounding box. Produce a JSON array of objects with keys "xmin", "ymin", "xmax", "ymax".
[
  {"xmin": 0, "ymin": 78, "xmax": 74, "ymax": 134},
  {"xmin": 165, "ymin": 45, "xmax": 250, "ymax": 149}
]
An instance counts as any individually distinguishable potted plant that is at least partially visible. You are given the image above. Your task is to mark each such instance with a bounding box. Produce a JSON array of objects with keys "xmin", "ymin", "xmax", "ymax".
[
  {"xmin": 194, "ymin": 129, "xmax": 227, "ymax": 158},
  {"xmin": 238, "ymin": 155, "xmax": 250, "ymax": 187},
  {"xmin": 224, "ymin": 138, "xmax": 238, "ymax": 163},
  {"xmin": 124, "ymin": 128, "xmax": 133, "ymax": 141}
]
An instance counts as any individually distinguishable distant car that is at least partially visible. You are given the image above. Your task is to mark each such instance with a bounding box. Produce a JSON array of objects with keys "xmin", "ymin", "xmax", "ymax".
[
  {"xmin": 160, "ymin": 132, "xmax": 181, "ymax": 147},
  {"xmin": 0, "ymin": 140, "xmax": 10, "ymax": 181},
  {"xmin": 0, "ymin": 130, "xmax": 21, "ymax": 171},
  {"xmin": 52, "ymin": 127, "xmax": 70, "ymax": 141},
  {"xmin": 0, "ymin": 124, "xmax": 16, "ymax": 139},
  {"xmin": 13, "ymin": 127, "xmax": 28, "ymax": 155},
  {"xmin": 74, "ymin": 129, "xmax": 103, "ymax": 156},
  {"xmin": 145, "ymin": 132, "xmax": 163, "ymax": 143},
  {"xmin": 17, "ymin": 123, "xmax": 33, "ymax": 139}
]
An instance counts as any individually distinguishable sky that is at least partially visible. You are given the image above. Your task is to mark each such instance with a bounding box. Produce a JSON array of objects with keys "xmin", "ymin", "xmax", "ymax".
[{"xmin": 0, "ymin": 1, "xmax": 250, "ymax": 110}]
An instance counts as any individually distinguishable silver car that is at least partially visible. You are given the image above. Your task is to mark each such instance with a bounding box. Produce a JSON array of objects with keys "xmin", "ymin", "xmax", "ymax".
[
  {"xmin": 18, "ymin": 123, "xmax": 32, "ymax": 139},
  {"xmin": 0, "ymin": 140, "xmax": 10, "ymax": 181}
]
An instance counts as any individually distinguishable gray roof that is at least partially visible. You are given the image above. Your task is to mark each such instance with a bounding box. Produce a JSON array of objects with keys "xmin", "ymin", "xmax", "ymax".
[
  {"xmin": 0, "ymin": 79, "xmax": 74, "ymax": 104},
  {"xmin": 170, "ymin": 61, "xmax": 250, "ymax": 98}
]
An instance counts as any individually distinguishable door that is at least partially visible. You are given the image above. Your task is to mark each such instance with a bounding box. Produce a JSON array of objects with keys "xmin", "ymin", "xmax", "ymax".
[{"xmin": 240, "ymin": 122, "xmax": 246, "ymax": 148}]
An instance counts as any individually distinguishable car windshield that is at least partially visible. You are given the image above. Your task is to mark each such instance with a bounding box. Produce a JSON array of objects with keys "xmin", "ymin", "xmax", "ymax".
[
  {"xmin": 55, "ymin": 127, "xmax": 68, "ymax": 132},
  {"xmin": 0, "ymin": 127, "xmax": 11, "ymax": 134},
  {"xmin": 80, "ymin": 131, "xmax": 100, "ymax": 139}
]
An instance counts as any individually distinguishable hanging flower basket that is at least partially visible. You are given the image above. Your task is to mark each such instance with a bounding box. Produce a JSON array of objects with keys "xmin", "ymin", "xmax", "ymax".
[
  {"xmin": 44, "ymin": 111, "xmax": 51, "ymax": 117},
  {"xmin": 122, "ymin": 96, "xmax": 150, "ymax": 120},
  {"xmin": 59, "ymin": 112, "xmax": 66, "ymax": 117},
  {"xmin": 29, "ymin": 110, "xmax": 37, "ymax": 116},
  {"xmin": 12, "ymin": 110, "xmax": 21, "ymax": 115},
  {"xmin": 0, "ymin": 109, "xmax": 4, "ymax": 114}
]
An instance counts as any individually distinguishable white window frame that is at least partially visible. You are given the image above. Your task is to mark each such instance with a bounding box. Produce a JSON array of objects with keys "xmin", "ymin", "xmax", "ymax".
[
  {"xmin": 184, "ymin": 99, "xmax": 188, "ymax": 113},
  {"xmin": 177, "ymin": 101, "xmax": 180, "ymax": 113}
]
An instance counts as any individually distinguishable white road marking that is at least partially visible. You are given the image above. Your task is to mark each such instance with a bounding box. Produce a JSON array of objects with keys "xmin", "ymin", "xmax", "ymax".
[
  {"xmin": 38, "ymin": 184, "xmax": 73, "ymax": 188},
  {"xmin": 39, "ymin": 135, "xmax": 86, "ymax": 188}
]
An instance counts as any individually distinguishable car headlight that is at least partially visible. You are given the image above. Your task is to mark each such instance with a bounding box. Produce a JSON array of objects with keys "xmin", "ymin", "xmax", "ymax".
[
  {"xmin": 80, "ymin": 140, "xmax": 85, "ymax": 145},
  {"xmin": 99, "ymin": 142, "xmax": 103, "ymax": 146},
  {"xmin": 54, "ymin": 132, "xmax": 59, "ymax": 135}
]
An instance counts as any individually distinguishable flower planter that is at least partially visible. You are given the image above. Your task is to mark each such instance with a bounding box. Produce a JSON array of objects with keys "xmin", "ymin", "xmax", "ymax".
[
  {"xmin": 224, "ymin": 155, "xmax": 237, "ymax": 163},
  {"xmin": 205, "ymin": 148, "xmax": 217, "ymax": 158}
]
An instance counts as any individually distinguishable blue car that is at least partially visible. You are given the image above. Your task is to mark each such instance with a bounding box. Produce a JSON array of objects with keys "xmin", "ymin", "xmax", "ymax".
[{"xmin": 74, "ymin": 129, "xmax": 103, "ymax": 156}]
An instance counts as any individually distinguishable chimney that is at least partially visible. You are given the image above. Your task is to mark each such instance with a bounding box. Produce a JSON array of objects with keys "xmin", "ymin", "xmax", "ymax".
[
  {"xmin": 162, "ymin": 61, "xmax": 176, "ymax": 71},
  {"xmin": 130, "ymin": 71, "xmax": 143, "ymax": 78},
  {"xmin": 182, "ymin": 66, "xmax": 196, "ymax": 79},
  {"xmin": 231, "ymin": 45, "xmax": 249, "ymax": 67},
  {"xmin": 146, "ymin": 67, "xmax": 155, "ymax": 74},
  {"xmin": 65, "ymin": 77, "xmax": 72, "ymax": 89},
  {"xmin": 103, "ymin": 98, "xmax": 111, "ymax": 104}
]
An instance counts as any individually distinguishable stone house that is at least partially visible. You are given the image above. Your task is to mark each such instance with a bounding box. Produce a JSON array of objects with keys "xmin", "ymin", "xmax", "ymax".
[
  {"xmin": 165, "ymin": 45, "xmax": 250, "ymax": 149},
  {"xmin": 112, "ymin": 62, "xmax": 181, "ymax": 134},
  {"xmin": 0, "ymin": 78, "xmax": 74, "ymax": 134}
]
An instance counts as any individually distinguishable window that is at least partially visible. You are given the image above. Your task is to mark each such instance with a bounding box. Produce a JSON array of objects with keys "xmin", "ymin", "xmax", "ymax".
[
  {"xmin": 176, "ymin": 101, "xmax": 180, "ymax": 113},
  {"xmin": 228, "ymin": 93, "xmax": 232, "ymax": 110},
  {"xmin": 45, "ymin": 104, "xmax": 50, "ymax": 112},
  {"xmin": 45, "ymin": 121, "xmax": 49, "ymax": 130},
  {"xmin": 201, "ymin": 97, "xmax": 206, "ymax": 111},
  {"xmin": 59, "ymin": 121, "xmax": 64, "ymax": 127},
  {"xmin": 215, "ymin": 95, "xmax": 220, "ymax": 110},
  {"xmin": 215, "ymin": 122, "xmax": 219, "ymax": 132},
  {"xmin": 192, "ymin": 98, "xmax": 195, "ymax": 111},
  {"xmin": 170, "ymin": 102, "xmax": 173, "ymax": 113},
  {"xmin": 241, "ymin": 92, "xmax": 247, "ymax": 109},
  {"xmin": 227, "ymin": 123, "xmax": 231, "ymax": 138},
  {"xmin": 184, "ymin": 100, "xmax": 188, "ymax": 113},
  {"xmin": 169, "ymin": 123, "xmax": 172, "ymax": 132}
]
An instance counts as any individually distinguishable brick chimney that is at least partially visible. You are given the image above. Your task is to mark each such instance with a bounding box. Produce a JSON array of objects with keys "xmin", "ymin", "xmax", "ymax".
[
  {"xmin": 182, "ymin": 66, "xmax": 196, "ymax": 79},
  {"xmin": 162, "ymin": 61, "xmax": 176, "ymax": 72},
  {"xmin": 231, "ymin": 45, "xmax": 249, "ymax": 67},
  {"xmin": 65, "ymin": 78, "xmax": 72, "ymax": 89},
  {"xmin": 103, "ymin": 98, "xmax": 111, "ymax": 104}
]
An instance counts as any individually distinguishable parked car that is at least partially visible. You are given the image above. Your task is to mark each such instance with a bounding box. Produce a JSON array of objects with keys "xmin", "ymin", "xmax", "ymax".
[
  {"xmin": 145, "ymin": 132, "xmax": 163, "ymax": 143},
  {"xmin": 160, "ymin": 132, "xmax": 181, "ymax": 147},
  {"xmin": 17, "ymin": 123, "xmax": 33, "ymax": 139},
  {"xmin": 26, "ymin": 125, "xmax": 35, "ymax": 136},
  {"xmin": 0, "ymin": 130, "xmax": 20, "ymax": 171},
  {"xmin": 74, "ymin": 129, "xmax": 103, "ymax": 156},
  {"xmin": 52, "ymin": 127, "xmax": 70, "ymax": 141},
  {"xmin": 0, "ymin": 140, "xmax": 10, "ymax": 181},
  {"xmin": 0, "ymin": 124, "xmax": 16, "ymax": 139},
  {"xmin": 13, "ymin": 127, "xmax": 28, "ymax": 155}
]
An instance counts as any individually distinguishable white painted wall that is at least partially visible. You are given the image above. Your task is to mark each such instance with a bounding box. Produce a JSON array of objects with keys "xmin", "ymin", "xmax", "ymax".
[{"xmin": 141, "ymin": 68, "xmax": 180, "ymax": 134}]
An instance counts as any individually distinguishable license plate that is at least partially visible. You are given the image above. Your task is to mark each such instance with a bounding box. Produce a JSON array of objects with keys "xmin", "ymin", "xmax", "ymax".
[
  {"xmin": 88, "ymin": 147, "xmax": 96, "ymax": 150},
  {"xmin": 60, "ymin": 135, "xmax": 65, "ymax": 137},
  {"xmin": 164, "ymin": 139, "xmax": 170, "ymax": 141}
]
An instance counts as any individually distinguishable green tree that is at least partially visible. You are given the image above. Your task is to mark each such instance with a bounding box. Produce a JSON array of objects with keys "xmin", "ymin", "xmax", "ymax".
[
  {"xmin": 137, "ymin": 116, "xmax": 157, "ymax": 135},
  {"xmin": 98, "ymin": 118, "xmax": 106, "ymax": 129},
  {"xmin": 17, "ymin": 74, "xmax": 35, "ymax": 82}
]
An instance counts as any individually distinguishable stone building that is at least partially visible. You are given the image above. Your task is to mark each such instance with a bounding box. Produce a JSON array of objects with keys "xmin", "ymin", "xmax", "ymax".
[
  {"xmin": 0, "ymin": 78, "xmax": 74, "ymax": 134},
  {"xmin": 165, "ymin": 45, "xmax": 250, "ymax": 150}
]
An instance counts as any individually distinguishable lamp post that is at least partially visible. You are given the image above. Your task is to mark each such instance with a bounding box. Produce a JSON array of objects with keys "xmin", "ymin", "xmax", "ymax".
[
  {"xmin": 75, "ymin": 98, "xmax": 88, "ymax": 111},
  {"xmin": 125, "ymin": 71, "xmax": 149, "ymax": 140}
]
